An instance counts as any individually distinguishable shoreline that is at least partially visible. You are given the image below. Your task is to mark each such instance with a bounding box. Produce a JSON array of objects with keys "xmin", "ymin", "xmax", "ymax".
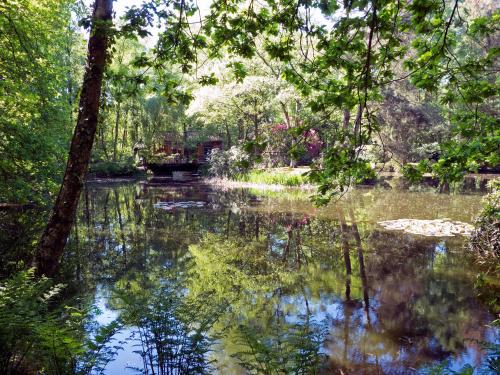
[
  {"xmin": 82, "ymin": 172, "xmax": 498, "ymax": 193},
  {"xmin": 202, "ymin": 177, "xmax": 316, "ymax": 191}
]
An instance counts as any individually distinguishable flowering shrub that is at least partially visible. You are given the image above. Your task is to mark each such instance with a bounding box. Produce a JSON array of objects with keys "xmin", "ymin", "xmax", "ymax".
[
  {"xmin": 207, "ymin": 146, "xmax": 251, "ymax": 178},
  {"xmin": 303, "ymin": 129, "xmax": 323, "ymax": 157},
  {"xmin": 271, "ymin": 123, "xmax": 289, "ymax": 132},
  {"xmin": 263, "ymin": 122, "xmax": 324, "ymax": 167},
  {"xmin": 262, "ymin": 123, "xmax": 291, "ymax": 166}
]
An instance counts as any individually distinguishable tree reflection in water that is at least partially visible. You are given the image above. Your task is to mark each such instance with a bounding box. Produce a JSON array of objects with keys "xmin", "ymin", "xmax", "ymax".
[
  {"xmin": 111, "ymin": 273, "xmax": 223, "ymax": 375},
  {"xmin": 55, "ymin": 184, "xmax": 497, "ymax": 374}
]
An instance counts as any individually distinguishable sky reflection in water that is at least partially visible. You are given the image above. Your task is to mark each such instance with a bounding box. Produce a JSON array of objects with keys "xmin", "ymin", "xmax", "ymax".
[{"xmin": 65, "ymin": 183, "xmax": 497, "ymax": 374}]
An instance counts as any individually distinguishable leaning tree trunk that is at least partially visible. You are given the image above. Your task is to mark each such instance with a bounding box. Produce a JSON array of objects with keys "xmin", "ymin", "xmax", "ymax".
[{"xmin": 35, "ymin": 0, "xmax": 113, "ymax": 277}]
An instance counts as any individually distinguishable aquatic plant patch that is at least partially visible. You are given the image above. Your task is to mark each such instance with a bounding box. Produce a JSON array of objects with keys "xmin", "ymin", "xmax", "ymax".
[
  {"xmin": 154, "ymin": 201, "xmax": 206, "ymax": 210},
  {"xmin": 377, "ymin": 219, "xmax": 474, "ymax": 237}
]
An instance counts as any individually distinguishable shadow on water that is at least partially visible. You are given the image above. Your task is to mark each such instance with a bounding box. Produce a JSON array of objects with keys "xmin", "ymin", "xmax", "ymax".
[{"xmin": 1, "ymin": 182, "xmax": 498, "ymax": 374}]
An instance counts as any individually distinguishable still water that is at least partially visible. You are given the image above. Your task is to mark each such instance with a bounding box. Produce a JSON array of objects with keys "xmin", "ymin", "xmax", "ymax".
[{"xmin": 40, "ymin": 183, "xmax": 500, "ymax": 373}]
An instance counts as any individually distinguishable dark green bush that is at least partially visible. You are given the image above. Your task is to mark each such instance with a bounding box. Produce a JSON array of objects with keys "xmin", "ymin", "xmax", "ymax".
[
  {"xmin": 89, "ymin": 159, "xmax": 138, "ymax": 177},
  {"xmin": 469, "ymin": 178, "xmax": 499, "ymax": 260}
]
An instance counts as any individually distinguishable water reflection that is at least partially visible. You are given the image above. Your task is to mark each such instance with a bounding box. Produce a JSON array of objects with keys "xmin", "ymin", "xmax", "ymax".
[
  {"xmin": 111, "ymin": 274, "xmax": 221, "ymax": 375},
  {"xmin": 59, "ymin": 183, "xmax": 497, "ymax": 374}
]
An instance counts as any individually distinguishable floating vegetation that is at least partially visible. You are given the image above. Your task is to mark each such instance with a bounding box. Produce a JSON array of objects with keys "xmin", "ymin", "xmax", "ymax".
[
  {"xmin": 377, "ymin": 219, "xmax": 474, "ymax": 237},
  {"xmin": 154, "ymin": 201, "xmax": 206, "ymax": 210}
]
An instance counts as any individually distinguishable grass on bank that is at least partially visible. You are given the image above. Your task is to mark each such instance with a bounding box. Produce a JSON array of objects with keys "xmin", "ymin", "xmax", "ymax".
[{"xmin": 235, "ymin": 168, "xmax": 310, "ymax": 187}]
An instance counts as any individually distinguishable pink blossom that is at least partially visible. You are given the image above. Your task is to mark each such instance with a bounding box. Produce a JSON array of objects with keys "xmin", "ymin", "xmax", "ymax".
[
  {"xmin": 304, "ymin": 129, "xmax": 323, "ymax": 156},
  {"xmin": 271, "ymin": 123, "xmax": 289, "ymax": 132}
]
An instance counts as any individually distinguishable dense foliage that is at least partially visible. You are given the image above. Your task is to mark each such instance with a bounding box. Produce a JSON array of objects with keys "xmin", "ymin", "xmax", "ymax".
[
  {"xmin": 0, "ymin": 0, "xmax": 498, "ymax": 372},
  {"xmin": 0, "ymin": 0, "xmax": 82, "ymax": 203},
  {"xmin": 206, "ymin": 146, "xmax": 251, "ymax": 178},
  {"xmin": 0, "ymin": 269, "xmax": 122, "ymax": 374},
  {"xmin": 1, "ymin": 0, "xmax": 498, "ymax": 204},
  {"xmin": 469, "ymin": 178, "xmax": 500, "ymax": 260}
]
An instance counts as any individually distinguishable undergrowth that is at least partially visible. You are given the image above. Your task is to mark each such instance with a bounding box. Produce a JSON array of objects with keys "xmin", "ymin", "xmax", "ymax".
[{"xmin": 0, "ymin": 269, "xmax": 122, "ymax": 374}]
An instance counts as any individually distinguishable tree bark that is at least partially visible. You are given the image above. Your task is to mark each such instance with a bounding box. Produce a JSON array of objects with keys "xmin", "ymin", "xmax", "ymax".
[
  {"xmin": 113, "ymin": 101, "xmax": 121, "ymax": 161},
  {"xmin": 237, "ymin": 118, "xmax": 244, "ymax": 141},
  {"xmin": 121, "ymin": 108, "xmax": 128, "ymax": 151},
  {"xmin": 224, "ymin": 122, "xmax": 232, "ymax": 148},
  {"xmin": 35, "ymin": 0, "xmax": 113, "ymax": 277},
  {"xmin": 342, "ymin": 109, "xmax": 350, "ymax": 132}
]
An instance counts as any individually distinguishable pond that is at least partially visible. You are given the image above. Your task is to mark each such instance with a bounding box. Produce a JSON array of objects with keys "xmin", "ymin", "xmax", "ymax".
[{"xmin": 1, "ymin": 182, "xmax": 498, "ymax": 374}]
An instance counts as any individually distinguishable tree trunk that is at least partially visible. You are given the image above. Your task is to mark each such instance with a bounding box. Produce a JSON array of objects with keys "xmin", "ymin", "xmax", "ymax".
[
  {"xmin": 253, "ymin": 113, "xmax": 259, "ymax": 139},
  {"xmin": 342, "ymin": 109, "xmax": 350, "ymax": 132},
  {"xmin": 237, "ymin": 119, "xmax": 242, "ymax": 141},
  {"xmin": 279, "ymin": 101, "xmax": 295, "ymax": 167},
  {"xmin": 353, "ymin": 104, "xmax": 363, "ymax": 143},
  {"xmin": 99, "ymin": 121, "xmax": 109, "ymax": 160},
  {"xmin": 121, "ymin": 105, "xmax": 129, "ymax": 152},
  {"xmin": 35, "ymin": 0, "xmax": 113, "ymax": 277},
  {"xmin": 113, "ymin": 101, "xmax": 121, "ymax": 161},
  {"xmin": 182, "ymin": 121, "xmax": 187, "ymax": 159},
  {"xmin": 225, "ymin": 122, "xmax": 232, "ymax": 148}
]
